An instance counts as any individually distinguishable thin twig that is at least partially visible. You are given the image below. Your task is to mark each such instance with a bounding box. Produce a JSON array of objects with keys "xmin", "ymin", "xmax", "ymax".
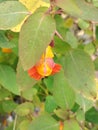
[
  {"xmin": 92, "ymin": 21, "xmax": 96, "ymax": 41},
  {"xmin": 55, "ymin": 30, "xmax": 63, "ymax": 40},
  {"xmin": 13, "ymin": 114, "xmax": 17, "ymax": 130}
]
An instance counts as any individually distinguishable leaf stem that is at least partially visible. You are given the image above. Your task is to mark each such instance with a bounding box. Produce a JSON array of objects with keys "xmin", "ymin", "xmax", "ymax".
[{"xmin": 13, "ymin": 114, "xmax": 17, "ymax": 130}]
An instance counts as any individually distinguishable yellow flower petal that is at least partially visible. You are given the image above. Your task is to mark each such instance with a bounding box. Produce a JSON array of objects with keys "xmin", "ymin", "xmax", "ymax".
[{"xmin": 42, "ymin": 46, "xmax": 54, "ymax": 59}]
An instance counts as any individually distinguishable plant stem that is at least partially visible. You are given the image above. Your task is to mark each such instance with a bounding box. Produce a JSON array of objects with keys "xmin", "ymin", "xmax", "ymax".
[{"xmin": 13, "ymin": 114, "xmax": 17, "ymax": 130}]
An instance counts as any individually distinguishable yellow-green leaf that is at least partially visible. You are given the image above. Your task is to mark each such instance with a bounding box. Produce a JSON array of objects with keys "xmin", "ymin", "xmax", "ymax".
[
  {"xmin": 55, "ymin": 0, "xmax": 98, "ymax": 22},
  {"xmin": 0, "ymin": 1, "xmax": 29, "ymax": 30},
  {"xmin": 53, "ymin": 69, "xmax": 75, "ymax": 109},
  {"xmin": 64, "ymin": 119, "xmax": 81, "ymax": 130},
  {"xmin": 63, "ymin": 49, "xmax": 97, "ymax": 99},
  {"xmin": 17, "ymin": 61, "xmax": 37, "ymax": 91},
  {"xmin": 28, "ymin": 113, "xmax": 59, "ymax": 130},
  {"xmin": 0, "ymin": 64, "xmax": 20, "ymax": 95},
  {"xmin": 19, "ymin": 8, "xmax": 56, "ymax": 70}
]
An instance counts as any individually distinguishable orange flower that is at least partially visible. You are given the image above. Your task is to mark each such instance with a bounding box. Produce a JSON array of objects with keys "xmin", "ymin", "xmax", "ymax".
[
  {"xmin": 28, "ymin": 46, "xmax": 61, "ymax": 80},
  {"xmin": 60, "ymin": 121, "xmax": 64, "ymax": 130},
  {"xmin": 2, "ymin": 48, "xmax": 12, "ymax": 53}
]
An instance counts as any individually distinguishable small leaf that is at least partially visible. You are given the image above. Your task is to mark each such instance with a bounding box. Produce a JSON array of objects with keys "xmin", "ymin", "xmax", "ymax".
[
  {"xmin": 17, "ymin": 120, "xmax": 30, "ymax": 130},
  {"xmin": 0, "ymin": 87, "xmax": 11, "ymax": 100},
  {"xmin": 0, "ymin": 1, "xmax": 28, "ymax": 30},
  {"xmin": 2, "ymin": 100, "xmax": 18, "ymax": 113},
  {"xmin": 64, "ymin": 119, "xmax": 81, "ymax": 130},
  {"xmin": 54, "ymin": 15, "xmax": 68, "ymax": 41},
  {"xmin": 84, "ymin": 43, "xmax": 95, "ymax": 55},
  {"xmin": 43, "ymin": 76, "xmax": 54, "ymax": 92},
  {"xmin": 22, "ymin": 87, "xmax": 37, "ymax": 101},
  {"xmin": 54, "ymin": 109, "xmax": 68, "ymax": 120},
  {"xmin": 76, "ymin": 109, "xmax": 85, "ymax": 122},
  {"xmin": 65, "ymin": 31, "xmax": 78, "ymax": 48},
  {"xmin": 62, "ymin": 49, "xmax": 97, "ymax": 99},
  {"xmin": 78, "ymin": 19, "xmax": 90, "ymax": 30},
  {"xmin": 53, "ymin": 69, "xmax": 75, "ymax": 109},
  {"xmin": 45, "ymin": 96, "xmax": 57, "ymax": 113},
  {"xmin": 28, "ymin": 113, "xmax": 59, "ymax": 130},
  {"xmin": 76, "ymin": 93, "xmax": 94, "ymax": 112},
  {"xmin": 19, "ymin": 7, "xmax": 56, "ymax": 70},
  {"xmin": 53, "ymin": 36, "xmax": 70, "ymax": 55},
  {"xmin": 85, "ymin": 107, "xmax": 98, "ymax": 124},
  {"xmin": 0, "ymin": 31, "xmax": 15, "ymax": 48},
  {"xmin": 15, "ymin": 102, "xmax": 34, "ymax": 116},
  {"xmin": 0, "ymin": 64, "xmax": 20, "ymax": 95}
]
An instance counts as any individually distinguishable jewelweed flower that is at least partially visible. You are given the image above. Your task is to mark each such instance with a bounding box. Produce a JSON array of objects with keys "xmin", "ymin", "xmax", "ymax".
[
  {"xmin": 2, "ymin": 48, "xmax": 12, "ymax": 53},
  {"xmin": 28, "ymin": 46, "xmax": 61, "ymax": 80}
]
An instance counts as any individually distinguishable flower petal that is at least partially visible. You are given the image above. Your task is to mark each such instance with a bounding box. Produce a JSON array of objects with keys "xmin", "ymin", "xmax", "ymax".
[
  {"xmin": 45, "ymin": 58, "xmax": 55, "ymax": 68},
  {"xmin": 60, "ymin": 121, "xmax": 64, "ymax": 130},
  {"xmin": 42, "ymin": 46, "xmax": 54, "ymax": 59},
  {"xmin": 28, "ymin": 66, "xmax": 43, "ymax": 80},
  {"xmin": 36, "ymin": 62, "xmax": 52, "ymax": 76},
  {"xmin": 2, "ymin": 48, "xmax": 12, "ymax": 53},
  {"xmin": 52, "ymin": 64, "xmax": 61, "ymax": 74}
]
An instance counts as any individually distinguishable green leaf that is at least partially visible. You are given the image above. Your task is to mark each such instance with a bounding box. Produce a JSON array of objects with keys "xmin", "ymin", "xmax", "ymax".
[
  {"xmin": 55, "ymin": 0, "xmax": 98, "ymax": 22},
  {"xmin": 17, "ymin": 120, "xmax": 30, "ymax": 130},
  {"xmin": 28, "ymin": 113, "xmax": 59, "ymax": 130},
  {"xmin": 19, "ymin": 7, "xmax": 56, "ymax": 70},
  {"xmin": 43, "ymin": 76, "xmax": 54, "ymax": 93},
  {"xmin": 54, "ymin": 15, "xmax": 68, "ymax": 41},
  {"xmin": 53, "ymin": 36, "xmax": 70, "ymax": 55},
  {"xmin": 45, "ymin": 96, "xmax": 57, "ymax": 113},
  {"xmin": 65, "ymin": 31, "xmax": 78, "ymax": 48},
  {"xmin": 16, "ymin": 61, "xmax": 37, "ymax": 91},
  {"xmin": 76, "ymin": 93, "xmax": 94, "ymax": 112},
  {"xmin": 0, "ymin": 31, "xmax": 15, "ymax": 48},
  {"xmin": 54, "ymin": 109, "xmax": 69, "ymax": 120},
  {"xmin": 0, "ymin": 87, "xmax": 11, "ymax": 100},
  {"xmin": 64, "ymin": 119, "xmax": 81, "ymax": 130},
  {"xmin": 93, "ymin": 0, "xmax": 98, "ymax": 7},
  {"xmin": 0, "ymin": 1, "xmax": 28, "ymax": 30},
  {"xmin": 84, "ymin": 43, "xmax": 95, "ymax": 55},
  {"xmin": 15, "ymin": 102, "xmax": 34, "ymax": 116},
  {"xmin": 94, "ymin": 58, "xmax": 98, "ymax": 70},
  {"xmin": 85, "ymin": 107, "xmax": 98, "ymax": 124},
  {"xmin": 78, "ymin": 19, "xmax": 90, "ymax": 30},
  {"xmin": 55, "ymin": 0, "xmax": 81, "ymax": 17},
  {"xmin": 96, "ymin": 26, "xmax": 98, "ymax": 40},
  {"xmin": 62, "ymin": 49, "xmax": 97, "ymax": 99},
  {"xmin": 76, "ymin": 109, "xmax": 85, "ymax": 122},
  {"xmin": 22, "ymin": 87, "xmax": 37, "ymax": 101},
  {"xmin": 0, "ymin": 64, "xmax": 20, "ymax": 95},
  {"xmin": 53, "ymin": 69, "xmax": 75, "ymax": 109},
  {"xmin": 2, "ymin": 100, "xmax": 18, "ymax": 113}
]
